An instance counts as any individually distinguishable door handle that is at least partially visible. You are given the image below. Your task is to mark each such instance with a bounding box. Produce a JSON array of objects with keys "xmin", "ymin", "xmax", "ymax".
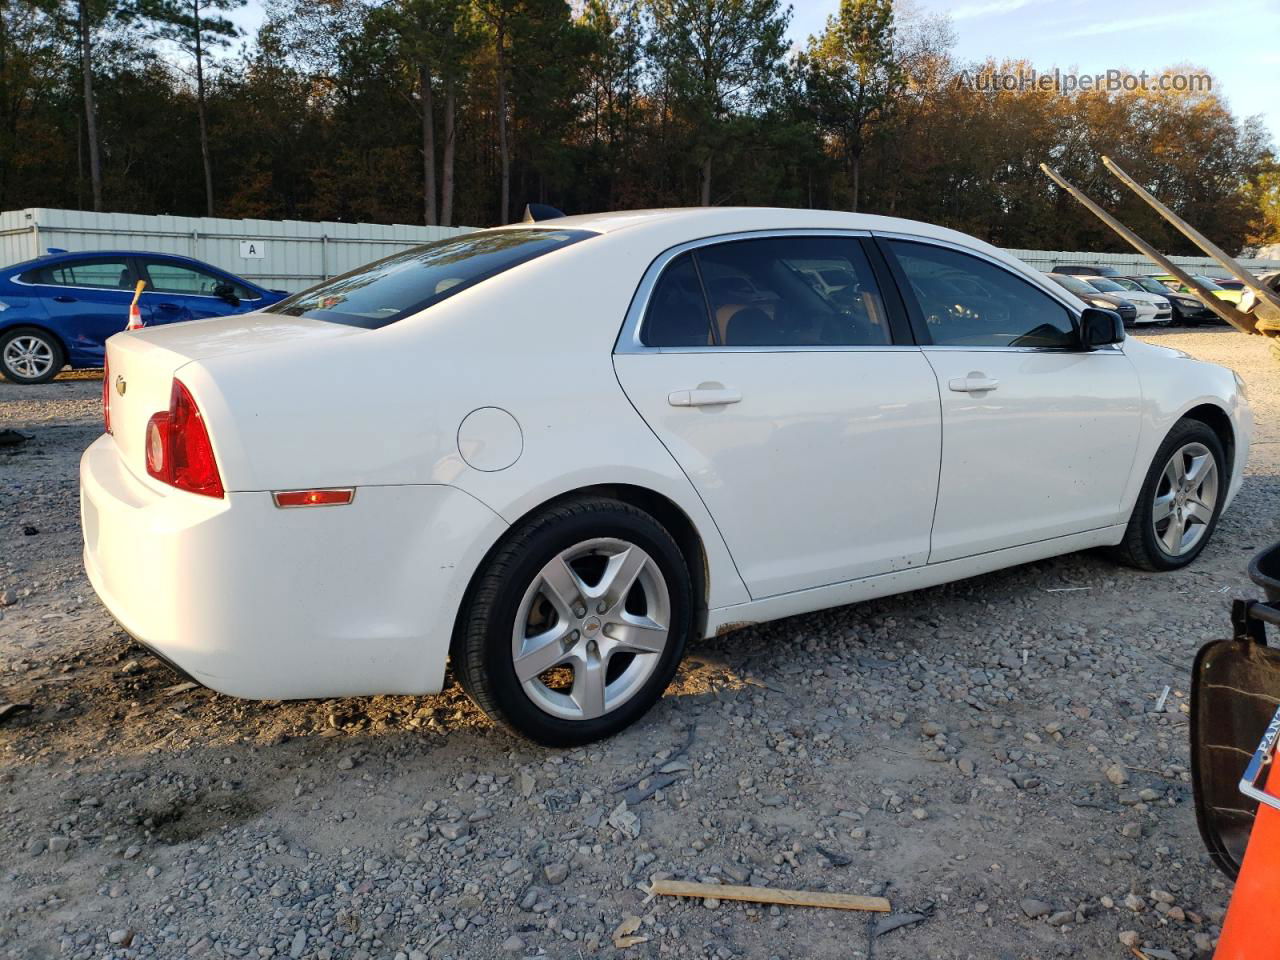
[
  {"xmin": 53, "ymin": 295, "xmax": 77, "ymax": 303},
  {"xmin": 948, "ymin": 375, "xmax": 1000, "ymax": 393},
  {"xmin": 668, "ymin": 387, "xmax": 742, "ymax": 407},
  {"xmin": 156, "ymin": 302, "xmax": 181, "ymax": 311}
]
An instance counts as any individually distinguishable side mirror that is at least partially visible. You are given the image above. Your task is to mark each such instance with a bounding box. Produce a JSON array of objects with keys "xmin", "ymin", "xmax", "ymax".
[
  {"xmin": 1080, "ymin": 307, "xmax": 1124, "ymax": 348},
  {"xmin": 213, "ymin": 283, "xmax": 240, "ymax": 306},
  {"xmin": 1190, "ymin": 542, "xmax": 1280, "ymax": 877}
]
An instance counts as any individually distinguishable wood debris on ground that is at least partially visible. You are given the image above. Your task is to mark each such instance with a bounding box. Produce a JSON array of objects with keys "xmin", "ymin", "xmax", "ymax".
[{"xmin": 649, "ymin": 879, "xmax": 891, "ymax": 913}]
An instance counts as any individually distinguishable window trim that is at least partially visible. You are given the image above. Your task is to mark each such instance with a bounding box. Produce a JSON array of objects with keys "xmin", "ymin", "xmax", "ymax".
[
  {"xmin": 616, "ymin": 229, "xmax": 917, "ymax": 355},
  {"xmin": 872, "ymin": 232, "xmax": 1096, "ymax": 352}
]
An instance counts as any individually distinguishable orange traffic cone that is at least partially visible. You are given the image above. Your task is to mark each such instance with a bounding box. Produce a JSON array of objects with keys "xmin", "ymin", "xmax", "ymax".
[
  {"xmin": 1215, "ymin": 791, "xmax": 1280, "ymax": 958},
  {"xmin": 126, "ymin": 280, "xmax": 145, "ymax": 330}
]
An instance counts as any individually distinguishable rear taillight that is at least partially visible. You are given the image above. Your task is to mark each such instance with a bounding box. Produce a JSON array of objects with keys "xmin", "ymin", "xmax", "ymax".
[
  {"xmin": 145, "ymin": 379, "xmax": 224, "ymax": 498},
  {"xmin": 102, "ymin": 357, "xmax": 111, "ymax": 434}
]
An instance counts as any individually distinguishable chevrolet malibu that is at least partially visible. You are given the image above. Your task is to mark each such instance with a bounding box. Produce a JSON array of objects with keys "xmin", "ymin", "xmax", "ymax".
[{"xmin": 80, "ymin": 208, "xmax": 1253, "ymax": 745}]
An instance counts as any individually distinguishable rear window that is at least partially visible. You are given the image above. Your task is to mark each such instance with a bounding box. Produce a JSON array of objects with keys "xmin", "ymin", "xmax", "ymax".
[{"xmin": 268, "ymin": 228, "xmax": 595, "ymax": 328}]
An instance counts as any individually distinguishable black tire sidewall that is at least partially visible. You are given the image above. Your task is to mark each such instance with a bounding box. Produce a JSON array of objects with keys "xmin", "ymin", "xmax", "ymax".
[
  {"xmin": 474, "ymin": 505, "xmax": 692, "ymax": 746},
  {"xmin": 1133, "ymin": 421, "xmax": 1226, "ymax": 570},
  {"xmin": 0, "ymin": 327, "xmax": 64, "ymax": 384}
]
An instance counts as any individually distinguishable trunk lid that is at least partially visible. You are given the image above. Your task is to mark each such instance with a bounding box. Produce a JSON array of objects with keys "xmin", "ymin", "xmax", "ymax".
[{"xmin": 105, "ymin": 312, "xmax": 362, "ymax": 481}]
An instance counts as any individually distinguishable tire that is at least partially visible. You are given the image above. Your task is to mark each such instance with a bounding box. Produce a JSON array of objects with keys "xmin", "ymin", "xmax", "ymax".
[
  {"xmin": 453, "ymin": 496, "xmax": 693, "ymax": 746},
  {"xmin": 0, "ymin": 326, "xmax": 65, "ymax": 384},
  {"xmin": 1110, "ymin": 419, "xmax": 1227, "ymax": 571}
]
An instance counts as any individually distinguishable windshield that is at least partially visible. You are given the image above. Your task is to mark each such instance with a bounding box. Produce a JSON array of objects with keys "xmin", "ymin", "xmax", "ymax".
[
  {"xmin": 1130, "ymin": 276, "xmax": 1170, "ymax": 294},
  {"xmin": 1087, "ymin": 277, "xmax": 1126, "ymax": 292},
  {"xmin": 1048, "ymin": 273, "xmax": 1093, "ymax": 296},
  {"xmin": 1192, "ymin": 275, "xmax": 1225, "ymax": 291},
  {"xmin": 268, "ymin": 228, "xmax": 595, "ymax": 328}
]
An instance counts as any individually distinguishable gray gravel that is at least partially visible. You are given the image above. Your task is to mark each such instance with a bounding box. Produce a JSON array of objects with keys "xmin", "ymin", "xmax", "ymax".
[{"xmin": 1, "ymin": 328, "xmax": 1277, "ymax": 959}]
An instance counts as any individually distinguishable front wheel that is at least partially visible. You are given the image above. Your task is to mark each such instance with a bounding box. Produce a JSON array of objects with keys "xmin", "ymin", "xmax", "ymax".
[
  {"xmin": 453, "ymin": 497, "xmax": 693, "ymax": 746},
  {"xmin": 0, "ymin": 327, "xmax": 65, "ymax": 384},
  {"xmin": 1110, "ymin": 419, "xmax": 1226, "ymax": 571}
]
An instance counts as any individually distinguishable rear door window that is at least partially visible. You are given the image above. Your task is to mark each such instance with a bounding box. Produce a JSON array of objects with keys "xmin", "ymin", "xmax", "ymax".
[
  {"xmin": 24, "ymin": 259, "xmax": 134, "ymax": 289},
  {"xmin": 268, "ymin": 228, "xmax": 595, "ymax": 329},
  {"xmin": 641, "ymin": 235, "xmax": 892, "ymax": 348}
]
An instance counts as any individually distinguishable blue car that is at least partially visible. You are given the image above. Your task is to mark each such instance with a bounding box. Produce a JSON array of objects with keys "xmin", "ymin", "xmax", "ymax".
[{"xmin": 0, "ymin": 249, "xmax": 287, "ymax": 383}]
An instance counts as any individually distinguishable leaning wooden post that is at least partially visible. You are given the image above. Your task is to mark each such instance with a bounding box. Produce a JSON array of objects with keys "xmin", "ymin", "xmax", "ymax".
[{"xmin": 1038, "ymin": 163, "xmax": 1255, "ymax": 335}]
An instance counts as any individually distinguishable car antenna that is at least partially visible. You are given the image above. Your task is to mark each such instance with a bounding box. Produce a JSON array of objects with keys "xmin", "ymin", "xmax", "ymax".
[{"xmin": 522, "ymin": 203, "xmax": 566, "ymax": 223}]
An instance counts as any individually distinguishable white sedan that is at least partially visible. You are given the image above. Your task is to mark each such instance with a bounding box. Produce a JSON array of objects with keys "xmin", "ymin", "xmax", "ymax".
[{"xmin": 80, "ymin": 208, "xmax": 1252, "ymax": 744}]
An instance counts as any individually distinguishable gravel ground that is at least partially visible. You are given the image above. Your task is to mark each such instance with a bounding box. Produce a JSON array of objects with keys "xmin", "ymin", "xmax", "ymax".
[{"xmin": 1, "ymin": 328, "xmax": 1278, "ymax": 960}]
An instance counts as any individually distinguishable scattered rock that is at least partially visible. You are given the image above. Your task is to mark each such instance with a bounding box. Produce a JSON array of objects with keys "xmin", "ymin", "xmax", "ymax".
[
  {"xmin": 608, "ymin": 800, "xmax": 640, "ymax": 839},
  {"xmin": 1020, "ymin": 899, "xmax": 1053, "ymax": 919},
  {"xmin": 438, "ymin": 821, "xmax": 470, "ymax": 841}
]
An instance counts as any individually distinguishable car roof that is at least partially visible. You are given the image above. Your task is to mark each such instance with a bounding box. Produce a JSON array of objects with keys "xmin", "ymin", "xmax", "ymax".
[
  {"xmin": 3, "ymin": 249, "xmax": 229, "ymax": 273},
  {"xmin": 501, "ymin": 206, "xmax": 1003, "ymax": 250},
  {"xmin": 495, "ymin": 207, "xmax": 1043, "ymax": 282}
]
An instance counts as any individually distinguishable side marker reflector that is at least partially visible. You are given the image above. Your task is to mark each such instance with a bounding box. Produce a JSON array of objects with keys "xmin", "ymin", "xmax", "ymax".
[{"xmin": 272, "ymin": 489, "xmax": 355, "ymax": 508}]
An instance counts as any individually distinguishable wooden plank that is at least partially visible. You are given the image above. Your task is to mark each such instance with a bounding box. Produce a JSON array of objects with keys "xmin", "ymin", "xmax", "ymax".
[
  {"xmin": 649, "ymin": 879, "xmax": 891, "ymax": 913},
  {"xmin": 1102, "ymin": 155, "xmax": 1280, "ymax": 320},
  {"xmin": 1038, "ymin": 163, "xmax": 1256, "ymax": 335}
]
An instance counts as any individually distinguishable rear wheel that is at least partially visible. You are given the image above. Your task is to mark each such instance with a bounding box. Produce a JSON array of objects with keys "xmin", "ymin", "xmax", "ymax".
[
  {"xmin": 1110, "ymin": 419, "xmax": 1226, "ymax": 571},
  {"xmin": 0, "ymin": 327, "xmax": 64, "ymax": 384},
  {"xmin": 453, "ymin": 497, "xmax": 692, "ymax": 746}
]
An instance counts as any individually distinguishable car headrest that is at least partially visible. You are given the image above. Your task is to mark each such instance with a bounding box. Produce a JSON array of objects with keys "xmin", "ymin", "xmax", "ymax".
[{"xmin": 725, "ymin": 307, "xmax": 776, "ymax": 346}]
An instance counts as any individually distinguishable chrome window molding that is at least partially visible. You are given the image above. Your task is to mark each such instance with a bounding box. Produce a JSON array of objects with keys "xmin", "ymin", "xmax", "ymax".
[
  {"xmin": 10, "ymin": 273, "xmax": 135, "ymax": 296},
  {"xmin": 920, "ymin": 344, "xmax": 1125, "ymax": 355},
  {"xmin": 614, "ymin": 228, "xmax": 888, "ymax": 356},
  {"xmin": 12, "ymin": 274, "xmax": 257, "ymax": 302}
]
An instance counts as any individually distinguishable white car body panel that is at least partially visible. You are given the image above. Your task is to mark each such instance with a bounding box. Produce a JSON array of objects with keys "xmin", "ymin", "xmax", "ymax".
[
  {"xmin": 614, "ymin": 348, "xmax": 942, "ymax": 598},
  {"xmin": 79, "ymin": 207, "xmax": 1252, "ymax": 701},
  {"xmin": 919, "ymin": 346, "xmax": 1141, "ymax": 562}
]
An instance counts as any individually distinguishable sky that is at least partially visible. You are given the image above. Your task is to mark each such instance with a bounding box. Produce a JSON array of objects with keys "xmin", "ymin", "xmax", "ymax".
[{"xmin": 229, "ymin": 0, "xmax": 1280, "ymax": 147}]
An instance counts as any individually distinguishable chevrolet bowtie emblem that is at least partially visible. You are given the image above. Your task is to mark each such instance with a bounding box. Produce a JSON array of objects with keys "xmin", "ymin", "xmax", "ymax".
[{"xmin": 115, "ymin": 375, "xmax": 127, "ymax": 396}]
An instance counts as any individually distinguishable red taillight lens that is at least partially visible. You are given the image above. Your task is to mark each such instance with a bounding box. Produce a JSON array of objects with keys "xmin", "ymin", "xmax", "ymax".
[
  {"xmin": 144, "ymin": 379, "xmax": 224, "ymax": 498},
  {"xmin": 102, "ymin": 357, "xmax": 111, "ymax": 434}
]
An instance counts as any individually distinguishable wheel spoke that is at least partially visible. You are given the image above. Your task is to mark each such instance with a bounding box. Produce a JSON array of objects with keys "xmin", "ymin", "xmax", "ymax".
[
  {"xmin": 1185, "ymin": 501, "xmax": 1213, "ymax": 525},
  {"xmin": 570, "ymin": 653, "xmax": 607, "ymax": 719},
  {"xmin": 596, "ymin": 546, "xmax": 649, "ymax": 609},
  {"xmin": 538, "ymin": 555, "xmax": 586, "ymax": 618},
  {"xmin": 513, "ymin": 629, "xmax": 571, "ymax": 683},
  {"xmin": 1185, "ymin": 454, "xmax": 1213, "ymax": 489},
  {"xmin": 1152, "ymin": 492, "xmax": 1175, "ymax": 523},
  {"xmin": 605, "ymin": 613, "xmax": 668, "ymax": 654},
  {"xmin": 1163, "ymin": 457, "xmax": 1184, "ymax": 489},
  {"xmin": 1161, "ymin": 514, "xmax": 1185, "ymax": 554}
]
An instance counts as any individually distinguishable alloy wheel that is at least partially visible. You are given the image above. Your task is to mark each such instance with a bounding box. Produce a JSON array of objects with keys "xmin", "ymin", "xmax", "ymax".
[
  {"xmin": 2, "ymin": 335, "xmax": 55, "ymax": 380},
  {"xmin": 1152, "ymin": 441, "xmax": 1219, "ymax": 557},
  {"xmin": 511, "ymin": 537, "xmax": 671, "ymax": 721}
]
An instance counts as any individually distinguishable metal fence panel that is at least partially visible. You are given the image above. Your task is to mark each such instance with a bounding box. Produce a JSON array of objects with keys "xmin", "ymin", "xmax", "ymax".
[
  {"xmin": 0, "ymin": 208, "xmax": 474, "ymax": 292},
  {"xmin": 1006, "ymin": 248, "xmax": 1280, "ymax": 277}
]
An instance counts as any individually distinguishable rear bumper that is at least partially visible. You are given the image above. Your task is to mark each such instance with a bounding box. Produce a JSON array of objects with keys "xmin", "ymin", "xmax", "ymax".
[{"xmin": 80, "ymin": 434, "xmax": 507, "ymax": 699}]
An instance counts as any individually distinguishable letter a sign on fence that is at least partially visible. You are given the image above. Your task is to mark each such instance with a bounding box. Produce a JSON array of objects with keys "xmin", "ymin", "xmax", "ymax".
[{"xmin": 239, "ymin": 240, "xmax": 265, "ymax": 259}]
